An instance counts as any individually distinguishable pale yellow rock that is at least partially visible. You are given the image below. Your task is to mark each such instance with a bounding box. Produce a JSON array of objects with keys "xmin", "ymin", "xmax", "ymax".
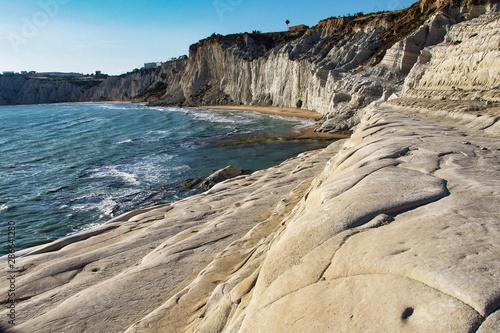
[
  {"xmin": 235, "ymin": 103, "xmax": 499, "ymax": 333},
  {"xmin": 239, "ymin": 275, "xmax": 482, "ymax": 333},
  {"xmin": 403, "ymin": 10, "xmax": 500, "ymax": 101},
  {"xmin": 477, "ymin": 310, "xmax": 500, "ymax": 333},
  {"xmin": 1, "ymin": 100, "xmax": 498, "ymax": 333}
]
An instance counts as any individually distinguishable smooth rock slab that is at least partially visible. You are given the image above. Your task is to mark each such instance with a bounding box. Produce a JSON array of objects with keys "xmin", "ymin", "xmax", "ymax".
[
  {"xmin": 198, "ymin": 165, "xmax": 244, "ymax": 191},
  {"xmin": 239, "ymin": 275, "xmax": 483, "ymax": 333}
]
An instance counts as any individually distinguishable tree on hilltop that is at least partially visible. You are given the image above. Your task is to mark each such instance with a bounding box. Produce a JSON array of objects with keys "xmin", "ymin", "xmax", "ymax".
[{"xmin": 285, "ymin": 19, "xmax": 290, "ymax": 29}]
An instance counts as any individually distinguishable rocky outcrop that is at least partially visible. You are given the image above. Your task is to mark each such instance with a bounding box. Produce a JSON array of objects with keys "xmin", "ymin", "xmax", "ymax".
[
  {"xmin": 1, "ymin": 100, "xmax": 498, "ymax": 333},
  {"xmin": 198, "ymin": 165, "xmax": 244, "ymax": 191},
  {"xmin": 0, "ymin": 75, "xmax": 100, "ymax": 105},
  {"xmin": 380, "ymin": 12, "xmax": 458, "ymax": 73},
  {"xmin": 402, "ymin": 8, "xmax": 500, "ymax": 101},
  {"xmin": 81, "ymin": 59, "xmax": 187, "ymax": 102}
]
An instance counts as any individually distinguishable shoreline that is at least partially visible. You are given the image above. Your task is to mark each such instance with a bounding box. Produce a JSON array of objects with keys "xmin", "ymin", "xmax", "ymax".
[
  {"xmin": 6, "ymin": 101, "xmax": 499, "ymax": 332},
  {"xmin": 201, "ymin": 105, "xmax": 349, "ymax": 140},
  {"xmin": 292, "ymin": 125, "xmax": 351, "ymax": 140},
  {"xmin": 0, "ymin": 102, "xmax": 340, "ymax": 257},
  {"xmin": 201, "ymin": 105, "xmax": 324, "ymax": 120}
]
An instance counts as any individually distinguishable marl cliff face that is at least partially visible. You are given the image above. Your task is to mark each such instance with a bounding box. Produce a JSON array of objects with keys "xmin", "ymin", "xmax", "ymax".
[{"xmin": 0, "ymin": 0, "xmax": 498, "ymax": 123}]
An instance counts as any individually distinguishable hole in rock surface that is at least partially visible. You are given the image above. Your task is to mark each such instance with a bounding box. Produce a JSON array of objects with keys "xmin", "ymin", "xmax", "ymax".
[{"xmin": 401, "ymin": 307, "xmax": 414, "ymax": 321}]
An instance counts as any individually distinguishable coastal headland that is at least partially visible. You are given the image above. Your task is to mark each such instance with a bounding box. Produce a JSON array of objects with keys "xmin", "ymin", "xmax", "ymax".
[{"xmin": 0, "ymin": 0, "xmax": 499, "ymax": 332}]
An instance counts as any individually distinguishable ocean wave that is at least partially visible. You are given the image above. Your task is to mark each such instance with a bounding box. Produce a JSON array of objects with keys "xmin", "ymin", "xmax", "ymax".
[
  {"xmin": 188, "ymin": 111, "xmax": 254, "ymax": 125},
  {"xmin": 292, "ymin": 119, "xmax": 315, "ymax": 129},
  {"xmin": 151, "ymin": 106, "xmax": 187, "ymax": 113},
  {"xmin": 117, "ymin": 139, "xmax": 134, "ymax": 144},
  {"xmin": 45, "ymin": 185, "xmax": 69, "ymax": 194},
  {"xmin": 0, "ymin": 204, "xmax": 12, "ymax": 211},
  {"xmin": 72, "ymin": 222, "xmax": 102, "ymax": 234},
  {"xmin": 59, "ymin": 118, "xmax": 96, "ymax": 130},
  {"xmin": 127, "ymin": 158, "xmax": 188, "ymax": 183},
  {"xmin": 70, "ymin": 196, "xmax": 117, "ymax": 217},
  {"xmin": 97, "ymin": 104, "xmax": 135, "ymax": 111},
  {"xmin": 89, "ymin": 166, "xmax": 141, "ymax": 186}
]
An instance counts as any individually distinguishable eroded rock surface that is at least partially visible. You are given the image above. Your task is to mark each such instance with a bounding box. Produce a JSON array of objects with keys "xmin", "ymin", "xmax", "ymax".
[
  {"xmin": 198, "ymin": 165, "xmax": 244, "ymax": 191},
  {"xmin": 1, "ymin": 100, "xmax": 498, "ymax": 333},
  {"xmin": 403, "ymin": 9, "xmax": 500, "ymax": 102},
  {"xmin": 0, "ymin": 141, "xmax": 343, "ymax": 332},
  {"xmin": 0, "ymin": 1, "xmax": 499, "ymax": 332}
]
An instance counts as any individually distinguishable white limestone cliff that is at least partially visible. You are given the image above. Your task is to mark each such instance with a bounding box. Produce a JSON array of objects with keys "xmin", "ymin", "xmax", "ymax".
[
  {"xmin": 403, "ymin": 7, "xmax": 500, "ymax": 101},
  {"xmin": 0, "ymin": 76, "xmax": 89, "ymax": 105},
  {"xmin": 1, "ymin": 0, "xmax": 496, "ymax": 134},
  {"xmin": 81, "ymin": 59, "xmax": 187, "ymax": 102}
]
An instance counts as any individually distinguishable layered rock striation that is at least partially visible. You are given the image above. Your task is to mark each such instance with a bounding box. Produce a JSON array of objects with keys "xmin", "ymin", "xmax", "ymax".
[
  {"xmin": 0, "ymin": 75, "xmax": 99, "ymax": 105},
  {"xmin": 402, "ymin": 8, "xmax": 500, "ymax": 101},
  {"xmin": 0, "ymin": 60, "xmax": 187, "ymax": 106},
  {"xmin": 2, "ymin": 0, "xmax": 497, "ymax": 129},
  {"xmin": 81, "ymin": 59, "xmax": 187, "ymax": 103}
]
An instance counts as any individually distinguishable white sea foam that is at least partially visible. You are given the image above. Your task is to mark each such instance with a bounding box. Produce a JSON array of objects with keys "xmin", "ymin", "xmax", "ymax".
[
  {"xmin": 117, "ymin": 139, "xmax": 133, "ymax": 144},
  {"xmin": 292, "ymin": 119, "xmax": 315, "ymax": 129},
  {"xmin": 0, "ymin": 204, "xmax": 10, "ymax": 211},
  {"xmin": 97, "ymin": 197, "xmax": 117, "ymax": 216},
  {"xmin": 97, "ymin": 104, "xmax": 133, "ymax": 111},
  {"xmin": 128, "ymin": 157, "xmax": 188, "ymax": 183},
  {"xmin": 151, "ymin": 106, "xmax": 187, "ymax": 113},
  {"xmin": 71, "ymin": 197, "xmax": 117, "ymax": 217},
  {"xmin": 73, "ymin": 222, "xmax": 101, "ymax": 233},
  {"xmin": 188, "ymin": 110, "xmax": 254, "ymax": 125},
  {"xmin": 89, "ymin": 166, "xmax": 141, "ymax": 186}
]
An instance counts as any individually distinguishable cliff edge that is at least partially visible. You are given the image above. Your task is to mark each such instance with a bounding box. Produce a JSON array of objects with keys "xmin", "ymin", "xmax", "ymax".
[{"xmin": 1, "ymin": 0, "xmax": 498, "ymax": 134}]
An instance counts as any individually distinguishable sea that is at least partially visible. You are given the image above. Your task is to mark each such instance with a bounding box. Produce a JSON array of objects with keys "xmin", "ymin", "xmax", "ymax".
[{"xmin": 0, "ymin": 103, "xmax": 330, "ymax": 255}]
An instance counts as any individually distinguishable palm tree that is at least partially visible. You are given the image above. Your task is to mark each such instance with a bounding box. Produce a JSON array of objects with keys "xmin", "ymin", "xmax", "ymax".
[{"xmin": 285, "ymin": 19, "xmax": 290, "ymax": 29}]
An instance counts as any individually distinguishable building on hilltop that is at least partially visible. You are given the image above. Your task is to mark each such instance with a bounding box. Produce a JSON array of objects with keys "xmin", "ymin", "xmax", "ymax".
[
  {"xmin": 94, "ymin": 70, "xmax": 108, "ymax": 79},
  {"xmin": 144, "ymin": 62, "xmax": 163, "ymax": 69}
]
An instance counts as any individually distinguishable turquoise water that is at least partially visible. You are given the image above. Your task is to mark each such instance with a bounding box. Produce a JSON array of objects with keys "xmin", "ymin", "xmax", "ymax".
[{"xmin": 0, "ymin": 103, "xmax": 329, "ymax": 254}]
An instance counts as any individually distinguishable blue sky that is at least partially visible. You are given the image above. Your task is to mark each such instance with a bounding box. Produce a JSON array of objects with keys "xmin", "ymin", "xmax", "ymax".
[{"xmin": 0, "ymin": 0, "xmax": 417, "ymax": 75}]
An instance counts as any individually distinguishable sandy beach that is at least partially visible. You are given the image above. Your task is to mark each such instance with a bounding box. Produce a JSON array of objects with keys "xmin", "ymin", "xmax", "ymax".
[
  {"xmin": 201, "ymin": 105, "xmax": 350, "ymax": 140},
  {"xmin": 202, "ymin": 105, "xmax": 324, "ymax": 120}
]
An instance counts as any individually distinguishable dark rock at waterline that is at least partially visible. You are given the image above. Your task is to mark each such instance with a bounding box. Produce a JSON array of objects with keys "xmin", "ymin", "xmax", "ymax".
[
  {"xmin": 180, "ymin": 178, "xmax": 204, "ymax": 191},
  {"xmin": 198, "ymin": 165, "xmax": 244, "ymax": 191},
  {"xmin": 111, "ymin": 185, "xmax": 174, "ymax": 216}
]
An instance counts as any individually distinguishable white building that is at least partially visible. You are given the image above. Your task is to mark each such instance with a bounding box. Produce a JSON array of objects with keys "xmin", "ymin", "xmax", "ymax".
[{"xmin": 144, "ymin": 62, "xmax": 163, "ymax": 69}]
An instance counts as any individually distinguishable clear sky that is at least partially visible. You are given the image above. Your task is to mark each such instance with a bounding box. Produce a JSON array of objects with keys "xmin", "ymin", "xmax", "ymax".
[{"xmin": 0, "ymin": 0, "xmax": 417, "ymax": 75}]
